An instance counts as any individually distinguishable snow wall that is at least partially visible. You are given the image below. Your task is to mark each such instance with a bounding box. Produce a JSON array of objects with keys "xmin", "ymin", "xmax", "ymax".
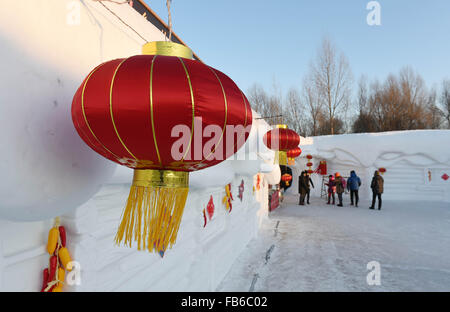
[
  {"xmin": 288, "ymin": 131, "xmax": 450, "ymax": 204},
  {"xmin": 0, "ymin": 1, "xmax": 280, "ymax": 291}
]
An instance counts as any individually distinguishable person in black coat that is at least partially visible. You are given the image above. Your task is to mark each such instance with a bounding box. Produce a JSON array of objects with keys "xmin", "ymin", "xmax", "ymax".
[
  {"xmin": 305, "ymin": 173, "xmax": 314, "ymax": 204},
  {"xmin": 298, "ymin": 171, "xmax": 309, "ymax": 205},
  {"xmin": 370, "ymin": 171, "xmax": 384, "ymax": 210}
]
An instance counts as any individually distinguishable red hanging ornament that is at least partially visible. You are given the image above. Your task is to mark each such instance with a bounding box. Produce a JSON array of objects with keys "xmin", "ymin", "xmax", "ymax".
[
  {"xmin": 263, "ymin": 125, "xmax": 300, "ymax": 165},
  {"xmin": 287, "ymin": 147, "xmax": 301, "ymax": 165},
  {"xmin": 287, "ymin": 147, "xmax": 302, "ymax": 158},
  {"xmin": 71, "ymin": 42, "xmax": 252, "ymax": 253},
  {"xmin": 281, "ymin": 174, "xmax": 292, "ymax": 186}
]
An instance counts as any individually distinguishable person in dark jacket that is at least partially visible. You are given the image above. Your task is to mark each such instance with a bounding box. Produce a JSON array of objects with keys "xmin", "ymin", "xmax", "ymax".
[
  {"xmin": 305, "ymin": 173, "xmax": 314, "ymax": 204},
  {"xmin": 370, "ymin": 171, "xmax": 384, "ymax": 210},
  {"xmin": 298, "ymin": 171, "xmax": 309, "ymax": 205},
  {"xmin": 347, "ymin": 170, "xmax": 361, "ymax": 207},
  {"xmin": 325, "ymin": 175, "xmax": 336, "ymax": 205},
  {"xmin": 335, "ymin": 172, "xmax": 345, "ymax": 207}
]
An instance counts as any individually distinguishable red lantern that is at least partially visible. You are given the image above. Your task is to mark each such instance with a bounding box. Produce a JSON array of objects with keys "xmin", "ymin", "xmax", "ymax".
[
  {"xmin": 281, "ymin": 174, "xmax": 292, "ymax": 182},
  {"xmin": 306, "ymin": 154, "xmax": 313, "ymax": 160},
  {"xmin": 263, "ymin": 125, "xmax": 300, "ymax": 165},
  {"xmin": 263, "ymin": 127, "xmax": 300, "ymax": 150},
  {"xmin": 287, "ymin": 147, "xmax": 302, "ymax": 159},
  {"xmin": 378, "ymin": 168, "xmax": 386, "ymax": 175},
  {"xmin": 281, "ymin": 173, "xmax": 293, "ymax": 186},
  {"xmin": 287, "ymin": 147, "xmax": 301, "ymax": 166},
  {"xmin": 306, "ymin": 162, "xmax": 313, "ymax": 167},
  {"xmin": 307, "ymin": 169, "xmax": 314, "ymax": 174},
  {"xmin": 72, "ymin": 42, "xmax": 252, "ymax": 253}
]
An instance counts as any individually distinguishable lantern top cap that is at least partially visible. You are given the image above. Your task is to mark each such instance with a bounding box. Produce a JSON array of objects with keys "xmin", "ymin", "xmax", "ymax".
[
  {"xmin": 275, "ymin": 124, "xmax": 288, "ymax": 129},
  {"xmin": 142, "ymin": 41, "xmax": 193, "ymax": 59}
]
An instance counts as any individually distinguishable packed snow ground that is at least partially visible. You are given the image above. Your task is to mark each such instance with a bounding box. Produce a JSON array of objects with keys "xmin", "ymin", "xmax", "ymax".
[{"xmin": 217, "ymin": 194, "xmax": 450, "ymax": 291}]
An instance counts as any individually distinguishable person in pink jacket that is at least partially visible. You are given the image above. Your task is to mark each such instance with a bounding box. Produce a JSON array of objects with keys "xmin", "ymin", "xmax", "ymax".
[{"xmin": 325, "ymin": 175, "xmax": 336, "ymax": 205}]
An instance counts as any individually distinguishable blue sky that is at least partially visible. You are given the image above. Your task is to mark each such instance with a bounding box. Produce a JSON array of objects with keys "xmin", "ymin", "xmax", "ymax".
[{"xmin": 145, "ymin": 0, "xmax": 450, "ymax": 96}]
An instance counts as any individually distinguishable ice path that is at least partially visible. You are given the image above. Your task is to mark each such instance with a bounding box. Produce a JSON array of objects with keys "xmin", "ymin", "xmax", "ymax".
[{"xmin": 217, "ymin": 194, "xmax": 450, "ymax": 291}]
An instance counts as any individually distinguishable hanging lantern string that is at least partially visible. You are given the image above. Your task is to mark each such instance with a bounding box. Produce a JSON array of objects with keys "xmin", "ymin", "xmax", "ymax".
[
  {"xmin": 255, "ymin": 115, "xmax": 283, "ymax": 120},
  {"xmin": 96, "ymin": 0, "xmax": 149, "ymax": 43},
  {"xmin": 166, "ymin": 0, "xmax": 173, "ymax": 41}
]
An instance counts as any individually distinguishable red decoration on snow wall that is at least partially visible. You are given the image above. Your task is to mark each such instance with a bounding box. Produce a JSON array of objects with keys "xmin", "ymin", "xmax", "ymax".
[
  {"xmin": 203, "ymin": 196, "xmax": 215, "ymax": 228},
  {"xmin": 238, "ymin": 180, "xmax": 244, "ymax": 201},
  {"xmin": 317, "ymin": 160, "xmax": 327, "ymax": 175}
]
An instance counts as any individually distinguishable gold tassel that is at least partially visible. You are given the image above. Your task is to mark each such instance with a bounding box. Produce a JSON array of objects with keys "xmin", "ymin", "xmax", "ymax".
[
  {"xmin": 275, "ymin": 151, "xmax": 288, "ymax": 166},
  {"xmin": 115, "ymin": 170, "xmax": 189, "ymax": 253}
]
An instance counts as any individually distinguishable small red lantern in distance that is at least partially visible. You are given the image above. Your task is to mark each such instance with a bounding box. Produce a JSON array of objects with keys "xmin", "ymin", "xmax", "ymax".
[
  {"xmin": 287, "ymin": 147, "xmax": 302, "ymax": 159},
  {"xmin": 378, "ymin": 168, "xmax": 386, "ymax": 175},
  {"xmin": 306, "ymin": 155, "xmax": 313, "ymax": 160},
  {"xmin": 306, "ymin": 162, "xmax": 313, "ymax": 167},
  {"xmin": 307, "ymin": 169, "xmax": 314, "ymax": 174},
  {"xmin": 281, "ymin": 174, "xmax": 292, "ymax": 182}
]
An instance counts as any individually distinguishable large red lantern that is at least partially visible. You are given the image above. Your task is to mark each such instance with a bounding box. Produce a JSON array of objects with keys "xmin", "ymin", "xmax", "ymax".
[
  {"xmin": 263, "ymin": 125, "xmax": 300, "ymax": 165},
  {"xmin": 72, "ymin": 42, "xmax": 252, "ymax": 253}
]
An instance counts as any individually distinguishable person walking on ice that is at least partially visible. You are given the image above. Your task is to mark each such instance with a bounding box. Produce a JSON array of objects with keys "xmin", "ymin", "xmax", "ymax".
[
  {"xmin": 370, "ymin": 170, "xmax": 384, "ymax": 210},
  {"xmin": 335, "ymin": 172, "xmax": 345, "ymax": 207},
  {"xmin": 305, "ymin": 172, "xmax": 314, "ymax": 205},
  {"xmin": 298, "ymin": 171, "xmax": 309, "ymax": 206},
  {"xmin": 347, "ymin": 170, "xmax": 361, "ymax": 207},
  {"xmin": 325, "ymin": 175, "xmax": 336, "ymax": 205}
]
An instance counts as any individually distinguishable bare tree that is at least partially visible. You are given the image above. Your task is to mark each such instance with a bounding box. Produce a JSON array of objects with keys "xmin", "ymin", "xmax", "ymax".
[
  {"xmin": 353, "ymin": 75, "xmax": 377, "ymax": 133},
  {"xmin": 301, "ymin": 75, "xmax": 323, "ymax": 136},
  {"xmin": 351, "ymin": 67, "xmax": 442, "ymax": 132},
  {"xmin": 284, "ymin": 87, "xmax": 306, "ymax": 136},
  {"xmin": 247, "ymin": 83, "xmax": 282, "ymax": 125},
  {"xmin": 311, "ymin": 38, "xmax": 353, "ymax": 135},
  {"xmin": 424, "ymin": 88, "xmax": 442, "ymax": 129},
  {"xmin": 438, "ymin": 79, "xmax": 450, "ymax": 128}
]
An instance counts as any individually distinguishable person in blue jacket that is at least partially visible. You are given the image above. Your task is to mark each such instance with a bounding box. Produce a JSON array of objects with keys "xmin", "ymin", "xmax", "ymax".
[{"xmin": 347, "ymin": 170, "xmax": 361, "ymax": 207}]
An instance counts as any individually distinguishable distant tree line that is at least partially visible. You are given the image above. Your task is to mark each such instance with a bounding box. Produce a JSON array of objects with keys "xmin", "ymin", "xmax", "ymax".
[{"xmin": 248, "ymin": 38, "xmax": 450, "ymax": 137}]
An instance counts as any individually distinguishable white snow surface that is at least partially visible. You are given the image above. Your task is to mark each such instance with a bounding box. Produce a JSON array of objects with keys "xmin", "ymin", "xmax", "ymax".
[{"xmin": 218, "ymin": 194, "xmax": 450, "ymax": 292}]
